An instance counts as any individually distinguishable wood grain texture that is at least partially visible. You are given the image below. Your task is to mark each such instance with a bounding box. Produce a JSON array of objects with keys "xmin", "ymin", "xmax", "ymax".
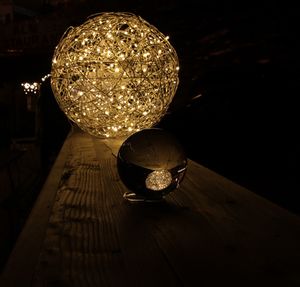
[
  {"xmin": 2, "ymin": 130, "xmax": 300, "ymax": 287},
  {"xmin": 0, "ymin": 133, "xmax": 71, "ymax": 287}
]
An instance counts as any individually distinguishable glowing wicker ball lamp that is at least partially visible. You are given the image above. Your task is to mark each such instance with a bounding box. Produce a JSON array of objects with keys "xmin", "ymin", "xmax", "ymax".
[{"xmin": 51, "ymin": 12, "xmax": 179, "ymax": 138}]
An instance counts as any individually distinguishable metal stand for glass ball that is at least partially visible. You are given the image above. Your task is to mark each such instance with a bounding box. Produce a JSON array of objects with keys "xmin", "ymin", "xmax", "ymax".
[{"xmin": 123, "ymin": 191, "xmax": 165, "ymax": 203}]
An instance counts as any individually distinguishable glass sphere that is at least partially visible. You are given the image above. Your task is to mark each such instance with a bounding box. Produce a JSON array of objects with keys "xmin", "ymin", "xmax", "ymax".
[{"xmin": 117, "ymin": 128, "xmax": 187, "ymax": 201}]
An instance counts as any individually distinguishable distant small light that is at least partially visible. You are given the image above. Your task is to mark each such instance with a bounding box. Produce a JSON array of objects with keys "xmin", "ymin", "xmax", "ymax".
[
  {"xmin": 21, "ymin": 81, "xmax": 39, "ymax": 94},
  {"xmin": 192, "ymin": 94, "xmax": 203, "ymax": 101}
]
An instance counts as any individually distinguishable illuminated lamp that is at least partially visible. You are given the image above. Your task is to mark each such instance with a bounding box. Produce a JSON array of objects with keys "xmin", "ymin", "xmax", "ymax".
[
  {"xmin": 50, "ymin": 12, "xmax": 179, "ymax": 138},
  {"xmin": 117, "ymin": 128, "xmax": 187, "ymax": 201},
  {"xmin": 21, "ymin": 74, "xmax": 51, "ymax": 112},
  {"xmin": 21, "ymin": 82, "xmax": 39, "ymax": 95}
]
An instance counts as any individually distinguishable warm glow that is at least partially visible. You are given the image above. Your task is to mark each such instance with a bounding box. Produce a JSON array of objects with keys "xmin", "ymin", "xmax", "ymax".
[
  {"xmin": 51, "ymin": 12, "xmax": 179, "ymax": 138},
  {"xmin": 21, "ymin": 74, "xmax": 51, "ymax": 94},
  {"xmin": 41, "ymin": 74, "xmax": 51, "ymax": 82},
  {"xmin": 21, "ymin": 82, "xmax": 39, "ymax": 94},
  {"xmin": 145, "ymin": 170, "xmax": 172, "ymax": 191}
]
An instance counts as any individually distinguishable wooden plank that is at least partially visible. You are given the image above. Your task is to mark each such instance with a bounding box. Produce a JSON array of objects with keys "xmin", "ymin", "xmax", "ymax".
[
  {"xmin": 31, "ymin": 133, "xmax": 183, "ymax": 287},
  {"xmin": 2, "ymin": 130, "xmax": 300, "ymax": 286},
  {"xmin": 163, "ymin": 161, "xmax": 300, "ymax": 286},
  {"xmin": 0, "ymin": 133, "xmax": 72, "ymax": 287}
]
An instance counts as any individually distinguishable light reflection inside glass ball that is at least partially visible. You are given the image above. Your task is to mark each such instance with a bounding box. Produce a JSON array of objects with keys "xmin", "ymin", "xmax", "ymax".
[
  {"xmin": 145, "ymin": 170, "xmax": 172, "ymax": 191},
  {"xmin": 117, "ymin": 128, "xmax": 187, "ymax": 202}
]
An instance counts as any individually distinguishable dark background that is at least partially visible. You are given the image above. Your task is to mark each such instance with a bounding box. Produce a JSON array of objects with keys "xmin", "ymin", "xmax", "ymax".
[{"xmin": 0, "ymin": 0, "xmax": 299, "ymax": 270}]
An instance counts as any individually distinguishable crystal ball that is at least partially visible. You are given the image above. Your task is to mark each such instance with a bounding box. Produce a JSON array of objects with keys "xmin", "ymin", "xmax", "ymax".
[{"xmin": 117, "ymin": 128, "xmax": 187, "ymax": 201}]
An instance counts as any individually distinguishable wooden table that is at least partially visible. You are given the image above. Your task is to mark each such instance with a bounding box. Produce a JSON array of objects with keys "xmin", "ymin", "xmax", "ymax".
[{"xmin": 2, "ymin": 128, "xmax": 300, "ymax": 287}]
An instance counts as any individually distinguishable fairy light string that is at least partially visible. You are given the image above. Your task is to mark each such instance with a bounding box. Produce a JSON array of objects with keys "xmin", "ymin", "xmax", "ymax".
[{"xmin": 51, "ymin": 12, "xmax": 179, "ymax": 138}]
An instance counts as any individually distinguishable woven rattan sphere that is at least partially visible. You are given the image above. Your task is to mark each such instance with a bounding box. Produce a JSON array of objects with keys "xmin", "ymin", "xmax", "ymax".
[{"xmin": 51, "ymin": 12, "xmax": 179, "ymax": 138}]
